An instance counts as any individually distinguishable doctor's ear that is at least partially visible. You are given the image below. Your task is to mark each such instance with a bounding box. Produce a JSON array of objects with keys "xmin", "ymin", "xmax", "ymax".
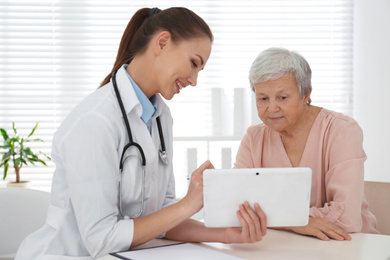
[{"xmin": 154, "ymin": 31, "xmax": 171, "ymax": 55}]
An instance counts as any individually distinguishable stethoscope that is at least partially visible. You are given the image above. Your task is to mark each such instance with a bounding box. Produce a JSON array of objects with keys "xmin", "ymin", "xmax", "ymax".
[{"xmin": 112, "ymin": 70, "xmax": 168, "ymax": 219}]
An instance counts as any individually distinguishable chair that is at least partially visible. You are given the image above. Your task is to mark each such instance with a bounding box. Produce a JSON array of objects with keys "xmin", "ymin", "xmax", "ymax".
[
  {"xmin": 364, "ymin": 181, "xmax": 390, "ymax": 235},
  {"xmin": 0, "ymin": 188, "xmax": 50, "ymax": 259}
]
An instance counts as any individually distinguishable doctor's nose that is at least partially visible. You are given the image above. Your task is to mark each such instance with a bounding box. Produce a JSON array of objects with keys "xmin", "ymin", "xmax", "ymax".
[{"xmin": 187, "ymin": 71, "xmax": 198, "ymax": 87}]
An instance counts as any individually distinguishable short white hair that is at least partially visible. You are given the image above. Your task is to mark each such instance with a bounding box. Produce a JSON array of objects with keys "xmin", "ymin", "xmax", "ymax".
[{"xmin": 249, "ymin": 47, "xmax": 312, "ymax": 104}]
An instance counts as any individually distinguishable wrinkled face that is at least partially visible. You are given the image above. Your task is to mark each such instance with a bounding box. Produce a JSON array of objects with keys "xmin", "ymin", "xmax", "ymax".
[
  {"xmin": 155, "ymin": 36, "xmax": 212, "ymax": 100},
  {"xmin": 253, "ymin": 73, "xmax": 310, "ymax": 134}
]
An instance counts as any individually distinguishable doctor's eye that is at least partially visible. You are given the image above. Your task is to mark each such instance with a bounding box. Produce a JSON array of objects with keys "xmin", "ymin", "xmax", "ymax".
[{"xmin": 191, "ymin": 60, "xmax": 198, "ymax": 68}]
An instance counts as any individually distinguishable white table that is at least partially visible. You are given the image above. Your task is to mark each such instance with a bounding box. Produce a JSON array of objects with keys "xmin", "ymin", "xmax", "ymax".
[{"xmin": 100, "ymin": 229, "xmax": 390, "ymax": 260}]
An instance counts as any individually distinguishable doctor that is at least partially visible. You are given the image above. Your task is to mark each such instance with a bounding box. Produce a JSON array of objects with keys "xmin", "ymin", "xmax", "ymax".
[{"xmin": 16, "ymin": 7, "xmax": 267, "ymax": 259}]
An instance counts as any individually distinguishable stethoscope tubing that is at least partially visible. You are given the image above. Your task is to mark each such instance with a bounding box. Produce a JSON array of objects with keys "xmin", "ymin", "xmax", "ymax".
[
  {"xmin": 112, "ymin": 70, "xmax": 146, "ymax": 168},
  {"xmin": 112, "ymin": 69, "xmax": 167, "ymax": 219}
]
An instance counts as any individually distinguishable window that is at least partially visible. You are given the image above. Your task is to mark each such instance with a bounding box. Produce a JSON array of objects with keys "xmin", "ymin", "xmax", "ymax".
[{"xmin": 0, "ymin": 1, "xmax": 353, "ymax": 196}]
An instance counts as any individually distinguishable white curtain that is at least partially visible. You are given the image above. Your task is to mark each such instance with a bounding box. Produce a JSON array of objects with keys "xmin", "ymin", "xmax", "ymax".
[{"xmin": 0, "ymin": 0, "xmax": 353, "ymax": 194}]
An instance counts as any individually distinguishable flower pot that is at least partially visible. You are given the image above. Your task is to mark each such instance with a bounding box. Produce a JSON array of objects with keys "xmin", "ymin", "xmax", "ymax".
[{"xmin": 6, "ymin": 181, "xmax": 31, "ymax": 188}]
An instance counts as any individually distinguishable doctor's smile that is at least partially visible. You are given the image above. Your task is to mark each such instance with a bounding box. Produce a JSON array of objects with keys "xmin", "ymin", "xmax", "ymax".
[
  {"xmin": 175, "ymin": 79, "xmax": 186, "ymax": 94},
  {"xmin": 175, "ymin": 80, "xmax": 184, "ymax": 90}
]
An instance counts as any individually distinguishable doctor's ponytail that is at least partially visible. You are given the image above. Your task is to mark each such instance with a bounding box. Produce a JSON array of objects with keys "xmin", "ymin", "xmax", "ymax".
[{"xmin": 99, "ymin": 7, "xmax": 213, "ymax": 88}]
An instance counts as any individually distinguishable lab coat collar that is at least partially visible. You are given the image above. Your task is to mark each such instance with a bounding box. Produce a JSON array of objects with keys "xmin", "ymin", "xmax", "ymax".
[
  {"xmin": 111, "ymin": 65, "xmax": 142, "ymax": 119},
  {"xmin": 110, "ymin": 65, "xmax": 168, "ymax": 119},
  {"xmin": 124, "ymin": 69, "xmax": 157, "ymax": 129}
]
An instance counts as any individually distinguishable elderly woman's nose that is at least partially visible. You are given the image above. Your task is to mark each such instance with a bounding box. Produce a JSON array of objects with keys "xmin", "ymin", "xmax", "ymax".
[{"xmin": 268, "ymin": 99, "xmax": 279, "ymax": 112}]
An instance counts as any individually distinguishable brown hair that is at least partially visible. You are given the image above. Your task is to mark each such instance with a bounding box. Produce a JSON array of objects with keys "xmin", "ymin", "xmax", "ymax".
[{"xmin": 99, "ymin": 7, "xmax": 213, "ymax": 87}]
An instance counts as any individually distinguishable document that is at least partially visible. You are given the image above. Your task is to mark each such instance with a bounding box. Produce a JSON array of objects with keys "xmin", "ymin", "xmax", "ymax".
[{"xmin": 111, "ymin": 242, "xmax": 243, "ymax": 260}]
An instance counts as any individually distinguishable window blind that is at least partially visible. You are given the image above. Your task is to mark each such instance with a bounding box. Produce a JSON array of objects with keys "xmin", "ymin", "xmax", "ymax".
[{"xmin": 0, "ymin": 0, "xmax": 353, "ymax": 193}]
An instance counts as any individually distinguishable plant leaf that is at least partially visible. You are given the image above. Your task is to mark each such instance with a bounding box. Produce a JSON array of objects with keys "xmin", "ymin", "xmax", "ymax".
[
  {"xmin": 12, "ymin": 122, "xmax": 18, "ymax": 135},
  {"xmin": 3, "ymin": 163, "xmax": 9, "ymax": 180},
  {"xmin": 36, "ymin": 158, "xmax": 47, "ymax": 166},
  {"xmin": 9, "ymin": 137, "xmax": 20, "ymax": 143},
  {"xmin": 0, "ymin": 158, "xmax": 9, "ymax": 168},
  {"xmin": 25, "ymin": 138, "xmax": 44, "ymax": 143},
  {"xmin": 40, "ymin": 151, "xmax": 51, "ymax": 160},
  {"xmin": 23, "ymin": 147, "xmax": 34, "ymax": 156},
  {"xmin": 15, "ymin": 157, "xmax": 21, "ymax": 167},
  {"xmin": 2, "ymin": 150, "xmax": 12, "ymax": 161},
  {"xmin": 0, "ymin": 128, "xmax": 9, "ymax": 141},
  {"xmin": 28, "ymin": 122, "xmax": 39, "ymax": 137},
  {"xmin": 26, "ymin": 158, "xmax": 36, "ymax": 165},
  {"xmin": 29, "ymin": 154, "xmax": 39, "ymax": 161}
]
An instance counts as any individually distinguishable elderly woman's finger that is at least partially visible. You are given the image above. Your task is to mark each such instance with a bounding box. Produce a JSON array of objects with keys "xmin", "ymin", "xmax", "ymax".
[
  {"xmin": 242, "ymin": 202, "xmax": 263, "ymax": 241},
  {"xmin": 238, "ymin": 202, "xmax": 264, "ymax": 242},
  {"xmin": 254, "ymin": 203, "xmax": 267, "ymax": 236}
]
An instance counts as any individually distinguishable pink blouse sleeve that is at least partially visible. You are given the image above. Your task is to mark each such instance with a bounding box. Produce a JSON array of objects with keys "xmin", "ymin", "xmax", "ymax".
[{"xmin": 309, "ymin": 118, "xmax": 367, "ymax": 232}]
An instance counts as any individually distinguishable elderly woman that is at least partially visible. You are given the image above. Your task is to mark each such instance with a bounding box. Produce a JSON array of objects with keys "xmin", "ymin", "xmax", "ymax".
[{"xmin": 234, "ymin": 47, "xmax": 379, "ymax": 241}]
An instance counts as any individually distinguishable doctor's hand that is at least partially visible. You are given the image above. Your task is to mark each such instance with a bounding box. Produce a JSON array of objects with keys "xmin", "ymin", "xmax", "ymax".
[
  {"xmin": 223, "ymin": 202, "xmax": 267, "ymax": 244},
  {"xmin": 275, "ymin": 217, "xmax": 351, "ymax": 241},
  {"xmin": 183, "ymin": 160, "xmax": 214, "ymax": 214}
]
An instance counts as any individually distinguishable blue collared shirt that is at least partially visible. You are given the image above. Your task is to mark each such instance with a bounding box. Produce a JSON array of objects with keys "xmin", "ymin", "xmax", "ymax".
[{"xmin": 125, "ymin": 70, "xmax": 157, "ymax": 132}]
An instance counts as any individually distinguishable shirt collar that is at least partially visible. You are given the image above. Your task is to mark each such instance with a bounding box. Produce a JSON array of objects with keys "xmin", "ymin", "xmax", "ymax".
[{"xmin": 124, "ymin": 68, "xmax": 157, "ymax": 126}]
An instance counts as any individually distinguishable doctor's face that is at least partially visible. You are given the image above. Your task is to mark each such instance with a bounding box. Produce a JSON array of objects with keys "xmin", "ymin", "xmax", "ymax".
[{"xmin": 156, "ymin": 36, "xmax": 212, "ymax": 100}]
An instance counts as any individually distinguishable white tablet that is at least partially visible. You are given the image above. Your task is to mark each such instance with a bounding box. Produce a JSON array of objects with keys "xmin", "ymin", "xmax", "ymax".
[{"xmin": 203, "ymin": 167, "xmax": 312, "ymax": 228}]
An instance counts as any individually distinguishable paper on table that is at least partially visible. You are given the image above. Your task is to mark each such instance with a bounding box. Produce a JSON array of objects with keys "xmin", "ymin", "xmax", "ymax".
[
  {"xmin": 112, "ymin": 243, "xmax": 243, "ymax": 260},
  {"xmin": 131, "ymin": 238, "xmax": 183, "ymax": 250}
]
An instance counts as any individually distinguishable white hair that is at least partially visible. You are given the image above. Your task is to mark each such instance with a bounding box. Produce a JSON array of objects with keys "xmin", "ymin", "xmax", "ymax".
[{"xmin": 249, "ymin": 47, "xmax": 312, "ymax": 104}]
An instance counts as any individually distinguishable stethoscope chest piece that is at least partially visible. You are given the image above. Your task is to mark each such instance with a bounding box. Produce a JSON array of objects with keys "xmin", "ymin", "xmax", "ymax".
[{"xmin": 159, "ymin": 150, "xmax": 169, "ymax": 165}]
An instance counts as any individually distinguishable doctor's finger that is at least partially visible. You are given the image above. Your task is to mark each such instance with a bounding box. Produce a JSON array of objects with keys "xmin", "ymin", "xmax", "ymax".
[
  {"xmin": 196, "ymin": 160, "xmax": 215, "ymax": 174},
  {"xmin": 190, "ymin": 160, "xmax": 214, "ymax": 182}
]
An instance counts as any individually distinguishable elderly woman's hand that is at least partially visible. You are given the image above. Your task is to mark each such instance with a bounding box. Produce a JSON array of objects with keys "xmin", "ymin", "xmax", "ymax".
[{"xmin": 283, "ymin": 217, "xmax": 351, "ymax": 241}]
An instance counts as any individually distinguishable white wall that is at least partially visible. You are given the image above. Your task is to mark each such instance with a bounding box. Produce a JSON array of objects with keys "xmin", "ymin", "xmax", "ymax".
[{"xmin": 354, "ymin": 0, "xmax": 390, "ymax": 182}]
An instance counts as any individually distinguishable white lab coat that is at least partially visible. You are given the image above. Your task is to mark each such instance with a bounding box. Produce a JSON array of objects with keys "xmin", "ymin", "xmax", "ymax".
[{"xmin": 15, "ymin": 65, "xmax": 176, "ymax": 259}]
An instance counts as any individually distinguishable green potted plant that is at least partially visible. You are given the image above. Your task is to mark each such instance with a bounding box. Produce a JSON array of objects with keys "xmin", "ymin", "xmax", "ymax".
[{"xmin": 0, "ymin": 122, "xmax": 51, "ymax": 188}]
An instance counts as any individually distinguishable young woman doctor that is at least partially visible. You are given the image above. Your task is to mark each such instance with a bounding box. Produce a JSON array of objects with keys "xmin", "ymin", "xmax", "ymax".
[{"xmin": 16, "ymin": 7, "xmax": 266, "ymax": 259}]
